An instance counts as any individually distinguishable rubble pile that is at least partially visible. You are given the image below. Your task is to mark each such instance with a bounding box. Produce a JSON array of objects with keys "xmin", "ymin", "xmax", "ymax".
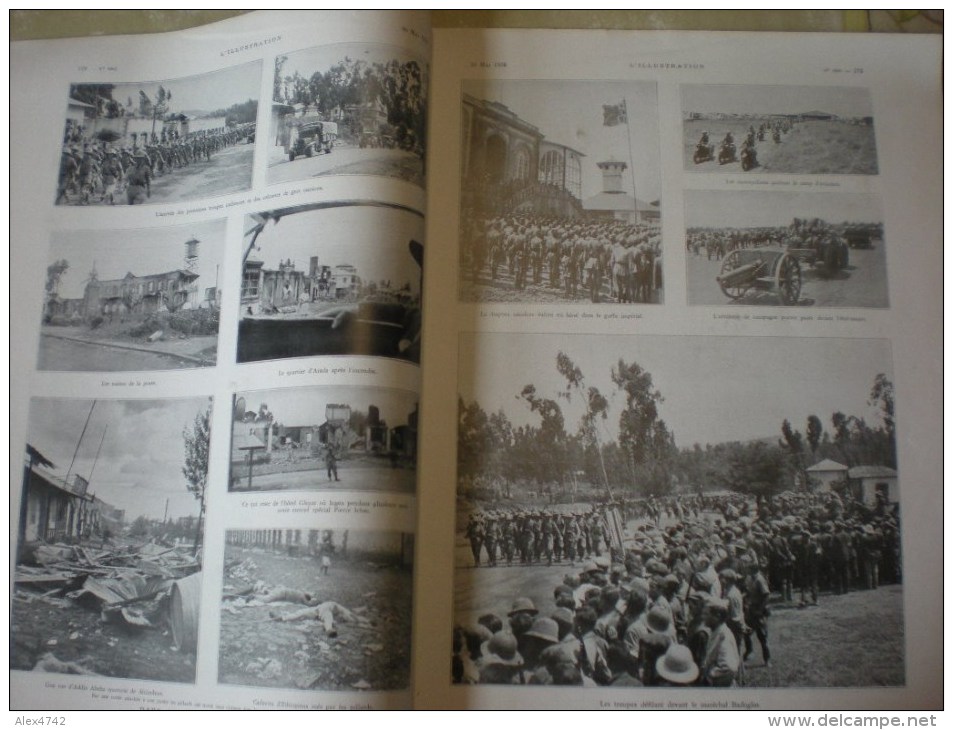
[{"xmin": 14, "ymin": 538, "xmax": 202, "ymax": 671}]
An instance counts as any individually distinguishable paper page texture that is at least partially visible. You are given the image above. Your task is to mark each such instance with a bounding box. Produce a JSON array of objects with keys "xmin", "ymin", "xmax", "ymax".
[
  {"xmin": 416, "ymin": 28, "xmax": 941, "ymax": 710},
  {"xmin": 11, "ymin": 10, "xmax": 429, "ymax": 711}
]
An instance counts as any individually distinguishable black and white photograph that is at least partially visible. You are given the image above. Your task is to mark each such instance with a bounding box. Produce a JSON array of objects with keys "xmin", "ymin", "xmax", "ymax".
[
  {"xmin": 38, "ymin": 220, "xmax": 226, "ymax": 371},
  {"xmin": 682, "ymin": 84, "xmax": 878, "ymax": 175},
  {"xmin": 268, "ymin": 44, "xmax": 427, "ymax": 187},
  {"xmin": 13, "ymin": 396, "xmax": 212, "ymax": 683},
  {"xmin": 56, "ymin": 63, "xmax": 260, "ymax": 206},
  {"xmin": 236, "ymin": 202, "xmax": 423, "ymax": 364},
  {"xmin": 229, "ymin": 385, "xmax": 418, "ymax": 494},
  {"xmin": 459, "ymin": 80, "xmax": 663, "ymax": 304},
  {"xmin": 684, "ymin": 190, "xmax": 888, "ymax": 307},
  {"xmin": 218, "ymin": 528, "xmax": 413, "ymax": 691},
  {"xmin": 453, "ymin": 333, "xmax": 901, "ymax": 688}
]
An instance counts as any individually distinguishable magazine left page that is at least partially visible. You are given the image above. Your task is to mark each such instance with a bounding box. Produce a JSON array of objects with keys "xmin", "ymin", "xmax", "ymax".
[{"xmin": 10, "ymin": 10, "xmax": 429, "ymax": 711}]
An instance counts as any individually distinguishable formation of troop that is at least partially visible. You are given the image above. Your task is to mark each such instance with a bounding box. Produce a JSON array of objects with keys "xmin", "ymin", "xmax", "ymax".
[
  {"xmin": 465, "ymin": 505, "xmax": 619, "ymax": 568},
  {"xmin": 461, "ymin": 211, "xmax": 663, "ymax": 303},
  {"xmin": 454, "ymin": 489, "xmax": 901, "ymax": 687},
  {"xmin": 687, "ymin": 217, "xmax": 851, "ymax": 262},
  {"xmin": 57, "ymin": 122, "xmax": 254, "ymax": 206}
]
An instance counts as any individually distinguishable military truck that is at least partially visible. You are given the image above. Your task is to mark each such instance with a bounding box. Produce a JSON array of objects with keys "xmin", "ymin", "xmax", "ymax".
[{"xmin": 288, "ymin": 119, "xmax": 337, "ymax": 161}]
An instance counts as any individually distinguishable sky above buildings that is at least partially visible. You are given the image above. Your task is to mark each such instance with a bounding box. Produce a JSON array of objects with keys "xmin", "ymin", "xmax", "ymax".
[
  {"xmin": 246, "ymin": 204, "xmax": 424, "ymax": 296},
  {"xmin": 27, "ymin": 397, "xmax": 211, "ymax": 521},
  {"xmin": 235, "ymin": 385, "xmax": 418, "ymax": 429},
  {"xmin": 681, "ymin": 84, "xmax": 874, "ymax": 118},
  {"xmin": 464, "ymin": 79, "xmax": 662, "ymax": 206},
  {"xmin": 48, "ymin": 219, "xmax": 226, "ymax": 301},
  {"xmin": 72, "ymin": 60, "xmax": 262, "ymax": 116}
]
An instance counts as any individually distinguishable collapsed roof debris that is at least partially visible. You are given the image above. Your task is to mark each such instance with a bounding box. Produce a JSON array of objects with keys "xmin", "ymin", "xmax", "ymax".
[{"xmin": 13, "ymin": 537, "xmax": 203, "ymax": 674}]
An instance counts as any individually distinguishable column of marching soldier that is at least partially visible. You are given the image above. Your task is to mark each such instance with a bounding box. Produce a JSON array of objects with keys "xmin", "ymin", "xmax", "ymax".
[{"xmin": 57, "ymin": 121, "xmax": 255, "ymax": 205}]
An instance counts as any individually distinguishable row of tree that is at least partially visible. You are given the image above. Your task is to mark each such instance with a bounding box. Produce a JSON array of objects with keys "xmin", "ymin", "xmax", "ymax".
[{"xmin": 458, "ymin": 354, "xmax": 896, "ymax": 500}]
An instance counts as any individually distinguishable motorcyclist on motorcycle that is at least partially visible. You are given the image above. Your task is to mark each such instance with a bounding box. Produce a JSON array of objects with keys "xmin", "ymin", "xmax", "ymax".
[
  {"xmin": 694, "ymin": 130, "xmax": 714, "ymax": 163},
  {"xmin": 721, "ymin": 131, "xmax": 736, "ymax": 155},
  {"xmin": 741, "ymin": 134, "xmax": 758, "ymax": 169}
]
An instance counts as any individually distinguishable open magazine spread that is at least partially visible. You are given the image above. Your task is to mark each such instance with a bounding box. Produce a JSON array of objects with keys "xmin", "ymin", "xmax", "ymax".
[{"xmin": 9, "ymin": 12, "xmax": 941, "ymax": 711}]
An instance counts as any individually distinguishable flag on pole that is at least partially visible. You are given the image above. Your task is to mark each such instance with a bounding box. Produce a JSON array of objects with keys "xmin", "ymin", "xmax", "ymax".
[{"xmin": 603, "ymin": 101, "xmax": 627, "ymax": 126}]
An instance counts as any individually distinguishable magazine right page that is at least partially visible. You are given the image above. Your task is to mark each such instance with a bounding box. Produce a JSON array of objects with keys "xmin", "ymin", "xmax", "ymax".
[{"xmin": 415, "ymin": 28, "xmax": 942, "ymax": 710}]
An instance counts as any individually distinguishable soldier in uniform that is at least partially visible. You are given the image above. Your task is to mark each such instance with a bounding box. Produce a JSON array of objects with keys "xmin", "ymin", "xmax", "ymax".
[
  {"xmin": 770, "ymin": 523, "xmax": 795, "ymax": 603},
  {"xmin": 78, "ymin": 146, "xmax": 100, "ymax": 204},
  {"xmin": 858, "ymin": 523, "xmax": 883, "ymax": 591},
  {"xmin": 564, "ymin": 514, "xmax": 579, "ymax": 564},
  {"xmin": 465, "ymin": 513, "xmax": 485, "ymax": 567},
  {"xmin": 530, "ymin": 230, "xmax": 544, "ymax": 285},
  {"xmin": 584, "ymin": 245, "xmax": 601, "ymax": 303},
  {"xmin": 489, "ymin": 225, "xmax": 504, "ymax": 281},
  {"xmin": 548, "ymin": 237, "xmax": 562, "ymax": 289},
  {"xmin": 56, "ymin": 147, "xmax": 80, "ymax": 204},
  {"xmin": 484, "ymin": 514, "xmax": 499, "ymax": 567},
  {"xmin": 701, "ymin": 598, "xmax": 740, "ymax": 687},
  {"xmin": 541, "ymin": 512, "xmax": 555, "ymax": 566},
  {"xmin": 325, "ymin": 447, "xmax": 340, "ymax": 482},
  {"xmin": 100, "ymin": 150, "xmax": 124, "ymax": 205},
  {"xmin": 501, "ymin": 514, "xmax": 517, "ymax": 565},
  {"xmin": 126, "ymin": 151, "xmax": 152, "ymax": 205},
  {"xmin": 743, "ymin": 559, "xmax": 771, "ymax": 667},
  {"xmin": 791, "ymin": 524, "xmax": 819, "ymax": 606}
]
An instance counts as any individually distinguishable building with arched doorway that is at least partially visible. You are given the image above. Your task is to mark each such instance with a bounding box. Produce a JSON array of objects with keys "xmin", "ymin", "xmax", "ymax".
[{"xmin": 461, "ymin": 94, "xmax": 585, "ymax": 217}]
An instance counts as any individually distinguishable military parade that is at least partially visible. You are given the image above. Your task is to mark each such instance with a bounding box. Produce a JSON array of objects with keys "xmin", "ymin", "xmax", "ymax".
[
  {"xmin": 455, "ymin": 490, "xmax": 901, "ymax": 688},
  {"xmin": 461, "ymin": 212, "xmax": 663, "ymax": 304},
  {"xmin": 454, "ymin": 334, "xmax": 902, "ymax": 689},
  {"xmin": 57, "ymin": 123, "xmax": 255, "ymax": 206}
]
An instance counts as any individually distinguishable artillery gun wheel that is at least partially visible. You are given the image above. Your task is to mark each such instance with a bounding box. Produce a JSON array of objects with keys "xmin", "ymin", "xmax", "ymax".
[
  {"xmin": 775, "ymin": 252, "xmax": 801, "ymax": 305},
  {"xmin": 718, "ymin": 250, "xmax": 750, "ymax": 300}
]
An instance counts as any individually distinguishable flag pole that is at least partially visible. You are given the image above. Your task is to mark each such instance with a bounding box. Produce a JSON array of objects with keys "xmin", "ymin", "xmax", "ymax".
[
  {"xmin": 622, "ymin": 98, "xmax": 656, "ymax": 300},
  {"xmin": 623, "ymin": 99, "xmax": 638, "ymax": 225}
]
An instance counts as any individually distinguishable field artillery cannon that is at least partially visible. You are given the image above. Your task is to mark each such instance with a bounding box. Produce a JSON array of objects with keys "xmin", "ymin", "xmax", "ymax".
[{"xmin": 716, "ymin": 248, "xmax": 802, "ymax": 305}]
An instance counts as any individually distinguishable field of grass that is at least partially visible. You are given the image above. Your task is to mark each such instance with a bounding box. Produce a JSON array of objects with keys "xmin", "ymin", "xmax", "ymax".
[
  {"xmin": 684, "ymin": 118, "xmax": 878, "ymax": 175},
  {"xmin": 743, "ymin": 584, "xmax": 904, "ymax": 687}
]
